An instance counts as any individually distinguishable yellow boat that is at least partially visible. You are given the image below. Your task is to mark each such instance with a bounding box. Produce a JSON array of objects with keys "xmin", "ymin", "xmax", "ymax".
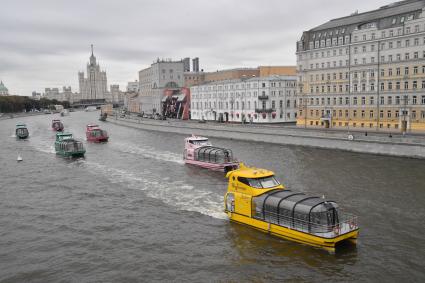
[{"xmin": 224, "ymin": 164, "xmax": 359, "ymax": 252}]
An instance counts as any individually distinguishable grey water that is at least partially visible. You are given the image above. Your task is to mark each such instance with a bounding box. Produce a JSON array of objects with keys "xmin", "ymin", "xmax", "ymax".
[{"xmin": 0, "ymin": 112, "xmax": 424, "ymax": 282}]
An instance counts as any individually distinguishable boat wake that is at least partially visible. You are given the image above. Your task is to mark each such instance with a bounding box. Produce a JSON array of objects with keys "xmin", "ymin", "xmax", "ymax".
[
  {"xmin": 111, "ymin": 142, "xmax": 184, "ymax": 165},
  {"xmin": 75, "ymin": 160, "xmax": 226, "ymax": 220}
]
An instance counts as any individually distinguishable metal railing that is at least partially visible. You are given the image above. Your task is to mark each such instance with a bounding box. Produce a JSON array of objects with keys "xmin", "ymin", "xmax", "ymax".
[{"xmin": 253, "ymin": 210, "xmax": 358, "ymax": 238}]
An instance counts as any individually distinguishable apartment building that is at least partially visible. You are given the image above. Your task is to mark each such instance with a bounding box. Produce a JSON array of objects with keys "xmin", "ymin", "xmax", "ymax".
[
  {"xmin": 190, "ymin": 75, "xmax": 297, "ymax": 123},
  {"xmin": 296, "ymin": 0, "xmax": 425, "ymax": 132}
]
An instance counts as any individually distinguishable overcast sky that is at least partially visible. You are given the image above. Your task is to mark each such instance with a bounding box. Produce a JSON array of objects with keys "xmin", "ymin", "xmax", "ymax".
[{"xmin": 1, "ymin": 0, "xmax": 392, "ymax": 95}]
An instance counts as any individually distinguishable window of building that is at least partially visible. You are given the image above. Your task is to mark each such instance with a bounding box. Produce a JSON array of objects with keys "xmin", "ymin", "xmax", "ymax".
[
  {"xmin": 405, "ymin": 67, "xmax": 409, "ymax": 75},
  {"xmin": 396, "ymin": 96, "xmax": 400, "ymax": 105},
  {"xmin": 370, "ymin": 110, "xmax": 374, "ymax": 118},
  {"xmin": 404, "ymin": 81, "xmax": 409, "ymax": 89},
  {"xmin": 370, "ymin": 96, "xmax": 375, "ymax": 105},
  {"xmin": 380, "ymin": 96, "xmax": 384, "ymax": 105},
  {"xmin": 388, "ymin": 96, "xmax": 392, "ymax": 105},
  {"xmin": 413, "ymin": 96, "xmax": 417, "ymax": 104},
  {"xmin": 396, "ymin": 82, "xmax": 400, "ymax": 90}
]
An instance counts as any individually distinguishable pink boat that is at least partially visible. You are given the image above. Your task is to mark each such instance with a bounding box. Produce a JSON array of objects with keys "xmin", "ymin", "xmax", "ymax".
[
  {"xmin": 183, "ymin": 135, "xmax": 239, "ymax": 173},
  {"xmin": 86, "ymin": 124, "xmax": 109, "ymax": 142}
]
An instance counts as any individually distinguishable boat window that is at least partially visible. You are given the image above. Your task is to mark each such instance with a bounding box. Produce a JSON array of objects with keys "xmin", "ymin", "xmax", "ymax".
[
  {"xmin": 238, "ymin": 177, "xmax": 250, "ymax": 186},
  {"xmin": 189, "ymin": 139, "xmax": 209, "ymax": 145},
  {"xmin": 247, "ymin": 176, "xmax": 280, "ymax": 188}
]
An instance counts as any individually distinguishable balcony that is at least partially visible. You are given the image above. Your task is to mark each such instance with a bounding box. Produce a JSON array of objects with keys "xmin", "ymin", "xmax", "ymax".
[
  {"xmin": 255, "ymin": 108, "xmax": 276, "ymax": 113},
  {"xmin": 258, "ymin": 95, "xmax": 269, "ymax": 100}
]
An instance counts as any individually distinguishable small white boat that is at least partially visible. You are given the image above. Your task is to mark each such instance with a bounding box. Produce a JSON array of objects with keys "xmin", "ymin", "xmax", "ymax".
[{"xmin": 17, "ymin": 155, "xmax": 23, "ymax": 162}]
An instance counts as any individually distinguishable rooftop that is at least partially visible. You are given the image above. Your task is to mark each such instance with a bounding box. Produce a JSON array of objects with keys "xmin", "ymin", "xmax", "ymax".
[{"xmin": 310, "ymin": 0, "xmax": 425, "ymax": 31}]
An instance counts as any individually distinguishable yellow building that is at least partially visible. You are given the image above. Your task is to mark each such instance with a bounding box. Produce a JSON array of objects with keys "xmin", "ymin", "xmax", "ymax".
[{"xmin": 296, "ymin": 0, "xmax": 425, "ymax": 133}]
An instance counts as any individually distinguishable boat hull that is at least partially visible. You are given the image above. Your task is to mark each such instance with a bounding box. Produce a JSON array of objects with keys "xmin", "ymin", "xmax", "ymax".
[
  {"xmin": 16, "ymin": 134, "xmax": 29, "ymax": 139},
  {"xmin": 227, "ymin": 212, "xmax": 358, "ymax": 252},
  {"xmin": 185, "ymin": 159, "xmax": 239, "ymax": 172},
  {"xmin": 56, "ymin": 150, "xmax": 85, "ymax": 158},
  {"xmin": 86, "ymin": 136, "xmax": 109, "ymax": 143}
]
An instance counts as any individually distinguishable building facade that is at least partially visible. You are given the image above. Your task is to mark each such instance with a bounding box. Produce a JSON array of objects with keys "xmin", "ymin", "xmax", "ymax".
[
  {"xmin": 190, "ymin": 75, "xmax": 297, "ymax": 123},
  {"xmin": 127, "ymin": 81, "xmax": 139, "ymax": 92},
  {"xmin": 44, "ymin": 87, "xmax": 79, "ymax": 103},
  {"xmin": 296, "ymin": 0, "xmax": 425, "ymax": 132},
  {"xmin": 0, "ymin": 81, "xmax": 9, "ymax": 96},
  {"xmin": 78, "ymin": 45, "xmax": 108, "ymax": 101},
  {"xmin": 138, "ymin": 59, "xmax": 184, "ymax": 113}
]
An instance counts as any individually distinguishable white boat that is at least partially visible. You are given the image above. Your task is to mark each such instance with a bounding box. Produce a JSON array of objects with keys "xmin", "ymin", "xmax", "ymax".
[{"xmin": 17, "ymin": 155, "xmax": 23, "ymax": 162}]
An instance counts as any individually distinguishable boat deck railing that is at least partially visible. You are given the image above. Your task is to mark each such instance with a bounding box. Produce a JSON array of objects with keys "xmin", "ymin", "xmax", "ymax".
[{"xmin": 256, "ymin": 211, "xmax": 358, "ymax": 238}]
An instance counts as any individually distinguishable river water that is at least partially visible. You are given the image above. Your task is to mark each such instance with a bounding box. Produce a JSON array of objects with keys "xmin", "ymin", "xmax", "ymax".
[{"xmin": 0, "ymin": 112, "xmax": 424, "ymax": 282}]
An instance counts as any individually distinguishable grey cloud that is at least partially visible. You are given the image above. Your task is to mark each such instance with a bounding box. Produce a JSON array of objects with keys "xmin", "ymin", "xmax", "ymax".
[{"xmin": 0, "ymin": 0, "xmax": 391, "ymax": 95}]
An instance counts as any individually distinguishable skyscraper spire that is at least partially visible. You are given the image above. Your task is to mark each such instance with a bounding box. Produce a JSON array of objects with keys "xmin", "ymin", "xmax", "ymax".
[{"xmin": 89, "ymin": 44, "xmax": 96, "ymax": 65}]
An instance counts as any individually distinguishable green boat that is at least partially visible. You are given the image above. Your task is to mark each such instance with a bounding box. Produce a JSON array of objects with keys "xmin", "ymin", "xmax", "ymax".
[
  {"xmin": 16, "ymin": 123, "xmax": 29, "ymax": 139},
  {"xmin": 55, "ymin": 132, "xmax": 86, "ymax": 158}
]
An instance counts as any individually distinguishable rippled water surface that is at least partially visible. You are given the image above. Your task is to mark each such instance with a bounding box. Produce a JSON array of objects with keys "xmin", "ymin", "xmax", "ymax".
[{"xmin": 1, "ymin": 112, "xmax": 424, "ymax": 282}]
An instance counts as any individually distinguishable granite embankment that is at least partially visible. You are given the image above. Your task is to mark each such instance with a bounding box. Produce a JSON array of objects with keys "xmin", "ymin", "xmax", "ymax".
[{"xmin": 107, "ymin": 116, "xmax": 425, "ymax": 159}]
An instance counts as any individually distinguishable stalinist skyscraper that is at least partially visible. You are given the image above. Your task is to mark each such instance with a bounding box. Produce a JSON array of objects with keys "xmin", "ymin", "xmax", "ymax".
[{"xmin": 78, "ymin": 45, "xmax": 108, "ymax": 100}]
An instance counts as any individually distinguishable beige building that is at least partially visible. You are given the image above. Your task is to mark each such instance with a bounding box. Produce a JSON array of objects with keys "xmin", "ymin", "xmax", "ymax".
[
  {"xmin": 296, "ymin": 0, "xmax": 425, "ymax": 132},
  {"xmin": 138, "ymin": 58, "xmax": 184, "ymax": 113}
]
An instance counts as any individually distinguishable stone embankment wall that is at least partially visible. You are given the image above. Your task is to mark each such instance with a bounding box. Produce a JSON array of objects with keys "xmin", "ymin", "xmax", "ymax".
[{"xmin": 107, "ymin": 116, "xmax": 425, "ymax": 159}]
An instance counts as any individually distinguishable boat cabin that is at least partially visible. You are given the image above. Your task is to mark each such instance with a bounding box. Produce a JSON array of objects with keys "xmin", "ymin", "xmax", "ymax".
[
  {"xmin": 184, "ymin": 135, "xmax": 211, "ymax": 149},
  {"xmin": 56, "ymin": 132, "xmax": 74, "ymax": 142},
  {"xmin": 16, "ymin": 123, "xmax": 29, "ymax": 138},
  {"xmin": 252, "ymin": 190, "xmax": 340, "ymax": 234},
  {"xmin": 52, "ymin": 119, "xmax": 64, "ymax": 131},
  {"xmin": 55, "ymin": 133, "xmax": 85, "ymax": 153},
  {"xmin": 194, "ymin": 146, "xmax": 236, "ymax": 164},
  {"xmin": 86, "ymin": 124, "xmax": 108, "ymax": 142}
]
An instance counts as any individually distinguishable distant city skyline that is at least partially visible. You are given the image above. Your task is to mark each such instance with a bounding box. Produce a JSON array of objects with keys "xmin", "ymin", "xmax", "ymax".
[{"xmin": 0, "ymin": 0, "xmax": 391, "ymax": 95}]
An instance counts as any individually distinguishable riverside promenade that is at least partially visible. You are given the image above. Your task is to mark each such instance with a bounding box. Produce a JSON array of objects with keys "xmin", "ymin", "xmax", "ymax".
[{"xmin": 107, "ymin": 115, "xmax": 425, "ymax": 159}]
